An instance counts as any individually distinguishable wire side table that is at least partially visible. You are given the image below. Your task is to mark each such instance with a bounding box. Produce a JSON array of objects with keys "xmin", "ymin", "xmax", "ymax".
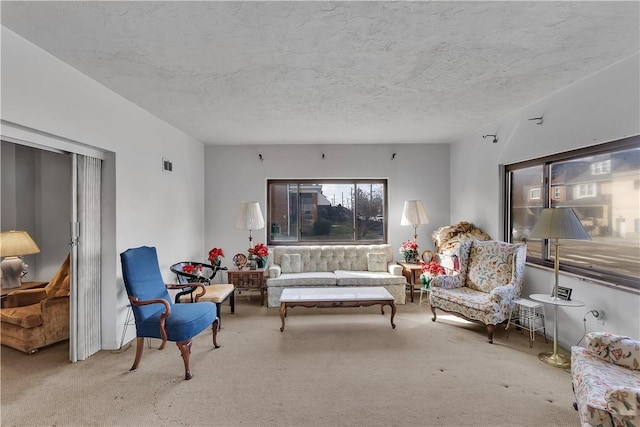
[{"xmin": 505, "ymin": 298, "xmax": 548, "ymax": 348}]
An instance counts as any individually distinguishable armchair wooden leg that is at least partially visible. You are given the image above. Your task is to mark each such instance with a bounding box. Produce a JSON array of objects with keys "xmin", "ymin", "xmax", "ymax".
[
  {"xmin": 430, "ymin": 305, "xmax": 437, "ymax": 322},
  {"xmin": 486, "ymin": 324, "xmax": 495, "ymax": 344},
  {"xmin": 130, "ymin": 337, "xmax": 145, "ymax": 371},
  {"xmin": 176, "ymin": 339, "xmax": 193, "ymax": 380},
  {"xmin": 212, "ymin": 317, "xmax": 221, "ymax": 348}
]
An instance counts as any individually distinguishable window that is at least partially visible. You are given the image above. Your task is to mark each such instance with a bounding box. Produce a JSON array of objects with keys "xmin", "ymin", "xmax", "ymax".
[
  {"xmin": 591, "ymin": 160, "xmax": 611, "ymax": 175},
  {"xmin": 504, "ymin": 136, "xmax": 640, "ymax": 290},
  {"xmin": 529, "ymin": 188, "xmax": 541, "ymax": 200},
  {"xmin": 576, "ymin": 183, "xmax": 597, "ymax": 198},
  {"xmin": 267, "ymin": 179, "xmax": 387, "ymax": 245}
]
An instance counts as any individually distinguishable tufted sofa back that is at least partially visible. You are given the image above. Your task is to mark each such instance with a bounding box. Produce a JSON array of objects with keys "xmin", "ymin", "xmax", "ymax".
[{"xmin": 272, "ymin": 244, "xmax": 394, "ymax": 272}]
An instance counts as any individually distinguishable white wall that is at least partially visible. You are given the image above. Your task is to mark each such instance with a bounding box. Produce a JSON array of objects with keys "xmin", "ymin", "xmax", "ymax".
[
  {"xmin": 1, "ymin": 27, "xmax": 207, "ymax": 350},
  {"xmin": 450, "ymin": 54, "xmax": 640, "ymax": 346},
  {"xmin": 204, "ymin": 143, "xmax": 450, "ymax": 264}
]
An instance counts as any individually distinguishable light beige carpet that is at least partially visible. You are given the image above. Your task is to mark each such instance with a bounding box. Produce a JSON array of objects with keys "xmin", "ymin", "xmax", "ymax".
[{"xmin": 1, "ymin": 297, "xmax": 579, "ymax": 426}]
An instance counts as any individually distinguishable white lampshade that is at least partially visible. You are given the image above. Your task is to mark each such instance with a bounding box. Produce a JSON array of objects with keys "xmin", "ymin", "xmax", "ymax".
[
  {"xmin": 235, "ymin": 202, "xmax": 265, "ymax": 231},
  {"xmin": 0, "ymin": 230, "xmax": 40, "ymax": 289},
  {"xmin": 529, "ymin": 208, "xmax": 591, "ymax": 241},
  {"xmin": 0, "ymin": 230, "xmax": 41, "ymax": 257},
  {"xmin": 401, "ymin": 200, "xmax": 429, "ymax": 227}
]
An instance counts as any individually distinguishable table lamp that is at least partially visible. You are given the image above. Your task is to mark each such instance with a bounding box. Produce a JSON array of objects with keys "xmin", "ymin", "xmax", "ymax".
[
  {"xmin": 0, "ymin": 230, "xmax": 41, "ymax": 289},
  {"xmin": 235, "ymin": 201, "xmax": 265, "ymax": 260},
  {"xmin": 529, "ymin": 207, "xmax": 590, "ymax": 367},
  {"xmin": 400, "ymin": 200, "xmax": 429, "ymax": 240}
]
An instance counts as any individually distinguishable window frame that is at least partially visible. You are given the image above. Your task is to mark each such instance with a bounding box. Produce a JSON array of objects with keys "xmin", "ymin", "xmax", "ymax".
[
  {"xmin": 503, "ymin": 135, "xmax": 640, "ymax": 291},
  {"xmin": 267, "ymin": 178, "xmax": 388, "ymax": 246}
]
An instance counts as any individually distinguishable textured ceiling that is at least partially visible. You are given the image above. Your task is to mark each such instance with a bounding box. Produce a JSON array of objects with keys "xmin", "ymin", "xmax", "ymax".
[{"xmin": 2, "ymin": 1, "xmax": 639, "ymax": 145}]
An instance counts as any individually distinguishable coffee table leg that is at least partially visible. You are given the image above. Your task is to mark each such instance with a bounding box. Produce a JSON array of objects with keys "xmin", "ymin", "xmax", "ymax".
[
  {"xmin": 389, "ymin": 302, "xmax": 396, "ymax": 329},
  {"xmin": 279, "ymin": 302, "xmax": 286, "ymax": 332}
]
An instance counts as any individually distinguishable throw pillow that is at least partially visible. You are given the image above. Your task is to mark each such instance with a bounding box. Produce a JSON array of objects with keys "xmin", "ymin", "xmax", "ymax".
[
  {"xmin": 281, "ymin": 254, "xmax": 302, "ymax": 274},
  {"xmin": 367, "ymin": 252, "xmax": 387, "ymax": 272}
]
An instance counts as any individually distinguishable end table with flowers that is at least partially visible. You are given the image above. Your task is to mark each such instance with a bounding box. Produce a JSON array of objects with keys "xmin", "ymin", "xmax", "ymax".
[{"xmin": 249, "ymin": 243, "xmax": 269, "ymax": 268}]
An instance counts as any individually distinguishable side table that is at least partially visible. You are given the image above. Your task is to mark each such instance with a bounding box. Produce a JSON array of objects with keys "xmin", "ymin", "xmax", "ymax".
[
  {"xmin": 529, "ymin": 293, "xmax": 584, "ymax": 368},
  {"xmin": 505, "ymin": 298, "xmax": 548, "ymax": 348},
  {"xmin": 227, "ymin": 267, "xmax": 266, "ymax": 306},
  {"xmin": 397, "ymin": 262, "xmax": 422, "ymax": 303}
]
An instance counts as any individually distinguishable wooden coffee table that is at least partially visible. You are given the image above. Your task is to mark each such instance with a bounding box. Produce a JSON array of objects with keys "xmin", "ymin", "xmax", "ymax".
[{"xmin": 278, "ymin": 287, "xmax": 396, "ymax": 332}]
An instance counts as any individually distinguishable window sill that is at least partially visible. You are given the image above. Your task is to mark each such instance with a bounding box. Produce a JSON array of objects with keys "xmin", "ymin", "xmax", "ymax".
[{"xmin": 525, "ymin": 262, "xmax": 640, "ymax": 296}]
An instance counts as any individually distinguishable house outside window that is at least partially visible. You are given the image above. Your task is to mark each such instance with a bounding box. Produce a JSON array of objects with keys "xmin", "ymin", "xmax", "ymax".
[
  {"xmin": 504, "ymin": 136, "xmax": 640, "ymax": 290},
  {"xmin": 267, "ymin": 179, "xmax": 387, "ymax": 245}
]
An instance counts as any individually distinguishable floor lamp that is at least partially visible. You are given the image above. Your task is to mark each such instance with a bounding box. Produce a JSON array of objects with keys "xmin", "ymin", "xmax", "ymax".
[{"xmin": 529, "ymin": 207, "xmax": 590, "ymax": 367}]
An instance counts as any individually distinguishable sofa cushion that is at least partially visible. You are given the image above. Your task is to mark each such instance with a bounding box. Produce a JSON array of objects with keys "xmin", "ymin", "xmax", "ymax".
[
  {"xmin": 367, "ymin": 253, "xmax": 387, "ymax": 272},
  {"xmin": 267, "ymin": 272, "xmax": 337, "ymax": 287},
  {"xmin": 334, "ymin": 270, "xmax": 407, "ymax": 286},
  {"xmin": 0, "ymin": 304, "xmax": 43, "ymax": 328},
  {"xmin": 466, "ymin": 240, "xmax": 517, "ymax": 292},
  {"xmin": 281, "ymin": 254, "xmax": 302, "ymax": 273}
]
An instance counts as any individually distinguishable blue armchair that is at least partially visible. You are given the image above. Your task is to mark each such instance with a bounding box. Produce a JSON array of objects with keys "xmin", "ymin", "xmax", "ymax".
[{"xmin": 120, "ymin": 246, "xmax": 219, "ymax": 380}]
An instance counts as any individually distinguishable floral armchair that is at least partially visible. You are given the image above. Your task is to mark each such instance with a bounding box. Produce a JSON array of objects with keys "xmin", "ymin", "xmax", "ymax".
[
  {"xmin": 428, "ymin": 240, "xmax": 526, "ymax": 343},
  {"xmin": 571, "ymin": 332, "xmax": 640, "ymax": 427}
]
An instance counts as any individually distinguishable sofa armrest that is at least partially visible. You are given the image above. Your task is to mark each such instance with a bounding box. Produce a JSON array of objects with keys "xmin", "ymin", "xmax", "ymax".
[
  {"xmin": 606, "ymin": 386, "xmax": 640, "ymax": 418},
  {"xmin": 489, "ymin": 284, "xmax": 516, "ymax": 302},
  {"xmin": 269, "ymin": 264, "xmax": 282, "ymax": 278},
  {"xmin": 41, "ymin": 296, "xmax": 70, "ymax": 339},
  {"xmin": 4, "ymin": 288, "xmax": 48, "ymax": 308},
  {"xmin": 585, "ymin": 332, "xmax": 640, "ymax": 370},
  {"xmin": 388, "ymin": 263, "xmax": 402, "ymax": 276},
  {"xmin": 430, "ymin": 272, "xmax": 464, "ymax": 290}
]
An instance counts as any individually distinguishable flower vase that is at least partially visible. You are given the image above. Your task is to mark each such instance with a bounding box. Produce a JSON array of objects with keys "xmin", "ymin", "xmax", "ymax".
[
  {"xmin": 420, "ymin": 275, "xmax": 432, "ymax": 290},
  {"xmin": 404, "ymin": 251, "xmax": 418, "ymax": 263},
  {"xmin": 257, "ymin": 257, "xmax": 267, "ymax": 269}
]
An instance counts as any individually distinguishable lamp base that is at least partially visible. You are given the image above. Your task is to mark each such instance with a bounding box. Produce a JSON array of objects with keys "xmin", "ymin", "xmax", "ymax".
[
  {"xmin": 538, "ymin": 351, "xmax": 571, "ymax": 369},
  {"xmin": 1, "ymin": 257, "xmax": 25, "ymax": 289}
]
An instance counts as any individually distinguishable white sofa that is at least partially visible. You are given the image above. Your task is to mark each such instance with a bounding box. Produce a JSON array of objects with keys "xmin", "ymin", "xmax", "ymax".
[{"xmin": 266, "ymin": 244, "xmax": 407, "ymax": 307}]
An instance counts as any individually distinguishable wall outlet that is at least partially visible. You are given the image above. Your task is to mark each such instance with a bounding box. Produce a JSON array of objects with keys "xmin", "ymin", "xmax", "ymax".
[{"xmin": 593, "ymin": 309, "xmax": 605, "ymax": 325}]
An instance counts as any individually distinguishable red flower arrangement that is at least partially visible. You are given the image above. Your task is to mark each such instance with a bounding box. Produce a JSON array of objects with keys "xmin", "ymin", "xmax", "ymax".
[
  {"xmin": 421, "ymin": 260, "xmax": 445, "ymax": 276},
  {"xmin": 208, "ymin": 247, "xmax": 225, "ymax": 265},
  {"xmin": 249, "ymin": 243, "xmax": 269, "ymax": 258},
  {"xmin": 420, "ymin": 260, "xmax": 445, "ymax": 289},
  {"xmin": 182, "ymin": 264, "xmax": 202, "ymax": 275},
  {"xmin": 399, "ymin": 239, "xmax": 419, "ymax": 261}
]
